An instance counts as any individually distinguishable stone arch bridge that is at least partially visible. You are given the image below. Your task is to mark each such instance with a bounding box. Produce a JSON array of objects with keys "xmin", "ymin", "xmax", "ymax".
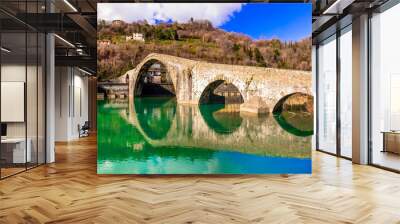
[{"xmin": 126, "ymin": 53, "xmax": 312, "ymax": 114}]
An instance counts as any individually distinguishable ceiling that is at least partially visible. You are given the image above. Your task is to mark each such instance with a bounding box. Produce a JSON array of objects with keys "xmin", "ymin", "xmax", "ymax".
[
  {"xmin": 312, "ymin": 0, "xmax": 390, "ymax": 42},
  {"xmin": 0, "ymin": 0, "xmax": 97, "ymax": 74}
]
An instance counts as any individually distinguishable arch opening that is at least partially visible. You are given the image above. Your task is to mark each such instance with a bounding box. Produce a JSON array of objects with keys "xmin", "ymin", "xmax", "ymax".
[
  {"xmin": 199, "ymin": 80, "xmax": 244, "ymax": 105},
  {"xmin": 272, "ymin": 93, "xmax": 313, "ymax": 114},
  {"xmin": 198, "ymin": 80, "xmax": 244, "ymax": 134},
  {"xmin": 134, "ymin": 59, "xmax": 176, "ymax": 97},
  {"xmin": 273, "ymin": 93, "xmax": 314, "ymax": 137}
]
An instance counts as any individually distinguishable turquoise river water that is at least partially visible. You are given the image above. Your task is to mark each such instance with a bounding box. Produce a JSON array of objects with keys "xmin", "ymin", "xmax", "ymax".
[{"xmin": 97, "ymin": 97, "xmax": 312, "ymax": 174}]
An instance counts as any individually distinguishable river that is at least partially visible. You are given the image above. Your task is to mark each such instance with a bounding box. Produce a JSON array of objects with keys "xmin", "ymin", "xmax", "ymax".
[{"xmin": 97, "ymin": 97, "xmax": 312, "ymax": 174}]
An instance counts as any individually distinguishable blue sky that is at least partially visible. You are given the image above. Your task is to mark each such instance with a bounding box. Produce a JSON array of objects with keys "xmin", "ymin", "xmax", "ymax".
[
  {"xmin": 98, "ymin": 3, "xmax": 311, "ymax": 41},
  {"xmin": 220, "ymin": 4, "xmax": 312, "ymax": 41}
]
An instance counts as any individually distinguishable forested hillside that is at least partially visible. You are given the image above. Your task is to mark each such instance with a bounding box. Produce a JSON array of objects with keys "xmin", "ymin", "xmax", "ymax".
[{"xmin": 97, "ymin": 19, "xmax": 311, "ymax": 80}]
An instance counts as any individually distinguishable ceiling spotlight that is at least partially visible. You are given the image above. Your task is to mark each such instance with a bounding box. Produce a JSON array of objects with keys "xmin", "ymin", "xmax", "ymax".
[
  {"xmin": 1, "ymin": 47, "xmax": 11, "ymax": 53},
  {"xmin": 76, "ymin": 48, "xmax": 88, "ymax": 56}
]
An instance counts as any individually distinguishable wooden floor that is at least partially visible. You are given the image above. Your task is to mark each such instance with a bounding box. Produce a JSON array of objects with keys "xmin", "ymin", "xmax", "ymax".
[
  {"xmin": 1, "ymin": 167, "xmax": 26, "ymax": 178},
  {"xmin": 1, "ymin": 135, "xmax": 400, "ymax": 224}
]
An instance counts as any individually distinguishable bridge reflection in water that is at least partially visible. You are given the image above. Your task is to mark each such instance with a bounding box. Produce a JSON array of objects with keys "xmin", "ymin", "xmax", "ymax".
[{"xmin": 97, "ymin": 97, "xmax": 312, "ymax": 174}]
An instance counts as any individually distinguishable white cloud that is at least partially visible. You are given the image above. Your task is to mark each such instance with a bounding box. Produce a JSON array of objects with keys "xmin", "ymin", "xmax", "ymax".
[{"xmin": 98, "ymin": 3, "xmax": 244, "ymax": 27}]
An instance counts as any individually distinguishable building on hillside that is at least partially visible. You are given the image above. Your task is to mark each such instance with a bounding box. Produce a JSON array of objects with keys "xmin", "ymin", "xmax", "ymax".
[{"xmin": 126, "ymin": 33, "xmax": 145, "ymax": 42}]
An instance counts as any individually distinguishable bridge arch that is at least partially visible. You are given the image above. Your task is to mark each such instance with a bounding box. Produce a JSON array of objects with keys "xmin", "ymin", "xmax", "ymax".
[
  {"xmin": 128, "ymin": 53, "xmax": 312, "ymax": 114},
  {"xmin": 133, "ymin": 59, "xmax": 176, "ymax": 97},
  {"xmin": 271, "ymin": 92, "xmax": 314, "ymax": 136},
  {"xmin": 198, "ymin": 77, "xmax": 245, "ymax": 105},
  {"xmin": 272, "ymin": 92, "xmax": 313, "ymax": 114}
]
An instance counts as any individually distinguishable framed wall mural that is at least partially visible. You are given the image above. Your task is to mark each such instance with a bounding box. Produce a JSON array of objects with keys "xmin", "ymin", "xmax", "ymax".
[{"xmin": 97, "ymin": 3, "xmax": 313, "ymax": 174}]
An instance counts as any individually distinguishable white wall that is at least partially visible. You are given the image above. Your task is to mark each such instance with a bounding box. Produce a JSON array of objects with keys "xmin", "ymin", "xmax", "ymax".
[
  {"xmin": 1, "ymin": 64, "xmax": 31, "ymax": 138},
  {"xmin": 1, "ymin": 64, "xmax": 26, "ymax": 81},
  {"xmin": 55, "ymin": 66, "xmax": 69, "ymax": 141},
  {"xmin": 1, "ymin": 82, "xmax": 25, "ymax": 122},
  {"xmin": 71, "ymin": 72, "xmax": 89, "ymax": 138},
  {"xmin": 1, "ymin": 62, "xmax": 46, "ymax": 164},
  {"xmin": 1, "ymin": 64, "xmax": 26, "ymax": 131},
  {"xmin": 55, "ymin": 66, "xmax": 89, "ymax": 141}
]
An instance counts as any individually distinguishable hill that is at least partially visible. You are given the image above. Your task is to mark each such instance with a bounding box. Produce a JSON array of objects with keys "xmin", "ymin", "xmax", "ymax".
[{"xmin": 97, "ymin": 19, "xmax": 311, "ymax": 80}]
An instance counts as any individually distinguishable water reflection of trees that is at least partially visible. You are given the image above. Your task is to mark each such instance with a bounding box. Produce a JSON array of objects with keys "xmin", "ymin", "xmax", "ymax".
[
  {"xmin": 119, "ymin": 97, "xmax": 312, "ymax": 158},
  {"xmin": 199, "ymin": 104, "xmax": 243, "ymax": 134},
  {"xmin": 98, "ymin": 100, "xmax": 214, "ymax": 162},
  {"xmin": 133, "ymin": 97, "xmax": 177, "ymax": 140},
  {"xmin": 273, "ymin": 111, "xmax": 313, "ymax": 137}
]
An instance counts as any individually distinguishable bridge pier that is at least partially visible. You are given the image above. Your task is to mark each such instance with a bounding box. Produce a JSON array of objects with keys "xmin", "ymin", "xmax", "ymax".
[{"xmin": 239, "ymin": 96, "xmax": 270, "ymax": 115}]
